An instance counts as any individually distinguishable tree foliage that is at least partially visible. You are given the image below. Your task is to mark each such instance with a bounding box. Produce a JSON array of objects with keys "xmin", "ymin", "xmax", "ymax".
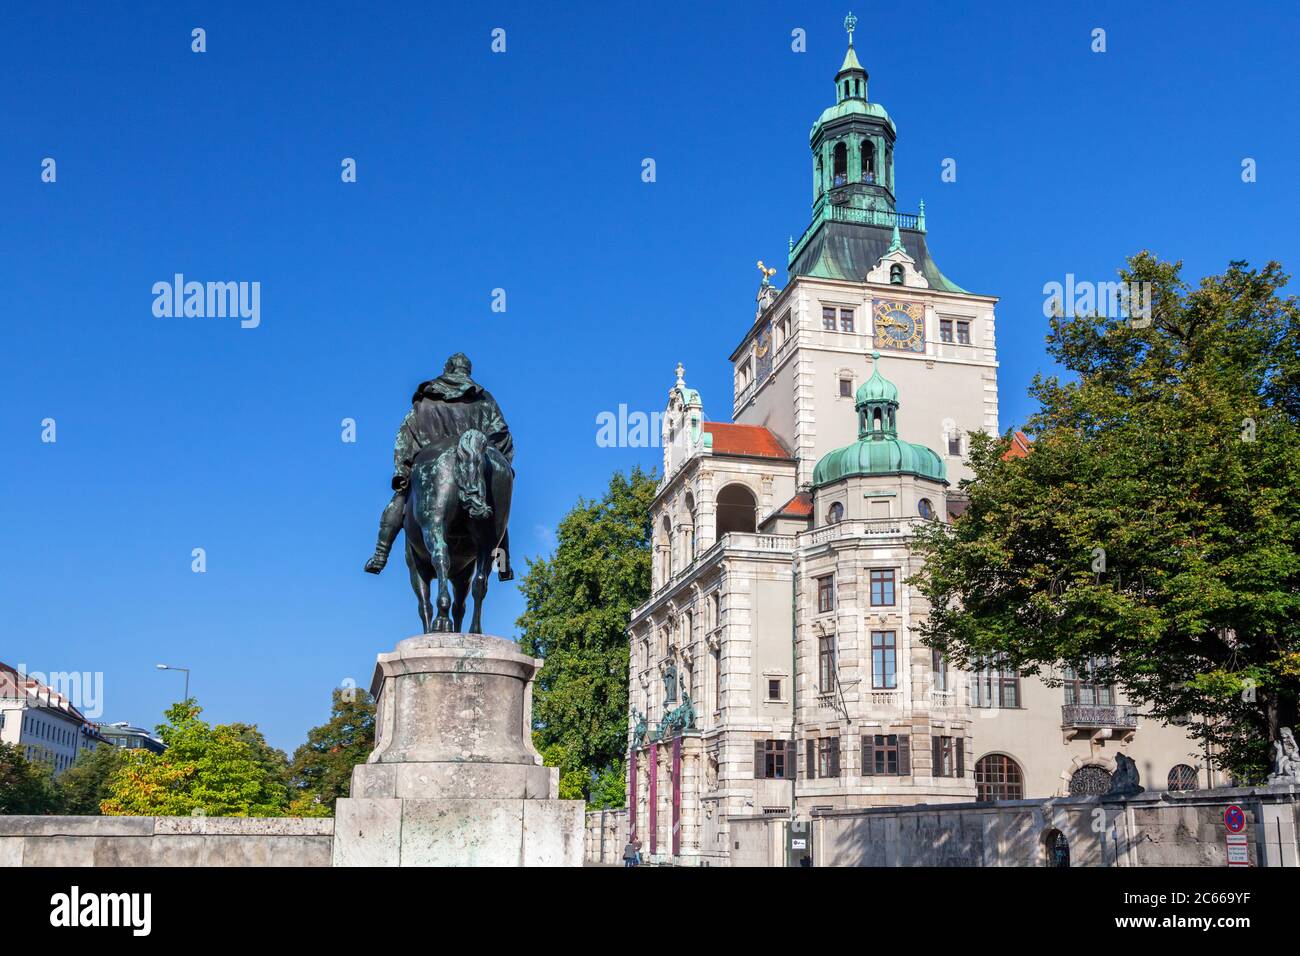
[
  {"xmin": 287, "ymin": 688, "xmax": 375, "ymax": 814},
  {"xmin": 911, "ymin": 255, "xmax": 1300, "ymax": 781},
  {"xmin": 0, "ymin": 743, "xmax": 58, "ymax": 814},
  {"xmin": 518, "ymin": 467, "xmax": 657, "ymax": 805},
  {"xmin": 54, "ymin": 744, "xmax": 129, "ymax": 815},
  {"xmin": 100, "ymin": 700, "xmax": 291, "ymax": 816}
]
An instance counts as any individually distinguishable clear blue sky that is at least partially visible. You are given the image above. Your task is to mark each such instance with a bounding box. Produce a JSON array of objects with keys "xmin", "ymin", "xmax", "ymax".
[{"xmin": 2, "ymin": 2, "xmax": 1296, "ymax": 752}]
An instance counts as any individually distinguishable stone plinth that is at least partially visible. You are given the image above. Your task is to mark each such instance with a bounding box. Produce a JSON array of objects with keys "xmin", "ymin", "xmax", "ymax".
[{"xmin": 332, "ymin": 633, "xmax": 584, "ymax": 867}]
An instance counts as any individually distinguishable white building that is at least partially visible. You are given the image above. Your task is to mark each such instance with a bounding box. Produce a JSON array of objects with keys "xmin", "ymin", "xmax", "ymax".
[
  {"xmin": 623, "ymin": 23, "xmax": 1219, "ymax": 866},
  {"xmin": 0, "ymin": 662, "xmax": 108, "ymax": 775}
]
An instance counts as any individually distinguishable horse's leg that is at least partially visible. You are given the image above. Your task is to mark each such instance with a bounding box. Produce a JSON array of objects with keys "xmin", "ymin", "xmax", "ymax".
[
  {"xmin": 421, "ymin": 518, "xmax": 454, "ymax": 633},
  {"xmin": 469, "ymin": 539, "xmax": 492, "ymax": 635},
  {"xmin": 405, "ymin": 541, "xmax": 434, "ymax": 633},
  {"xmin": 451, "ymin": 566, "xmax": 472, "ymax": 633}
]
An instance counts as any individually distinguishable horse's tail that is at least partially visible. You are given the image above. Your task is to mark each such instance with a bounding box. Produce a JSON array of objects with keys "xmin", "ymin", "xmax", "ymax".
[{"xmin": 455, "ymin": 429, "xmax": 492, "ymax": 520}]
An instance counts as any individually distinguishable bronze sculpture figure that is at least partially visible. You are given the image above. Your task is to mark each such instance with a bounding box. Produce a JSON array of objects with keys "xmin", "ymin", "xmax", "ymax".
[{"xmin": 364, "ymin": 353, "xmax": 514, "ymax": 633}]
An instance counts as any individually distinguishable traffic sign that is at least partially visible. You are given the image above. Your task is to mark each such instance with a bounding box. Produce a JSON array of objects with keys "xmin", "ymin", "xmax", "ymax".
[{"xmin": 1224, "ymin": 804, "xmax": 1246, "ymax": 833}]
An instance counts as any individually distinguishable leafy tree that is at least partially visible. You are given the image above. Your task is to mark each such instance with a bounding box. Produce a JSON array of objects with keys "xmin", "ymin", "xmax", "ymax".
[
  {"xmin": 287, "ymin": 688, "xmax": 375, "ymax": 813},
  {"xmin": 0, "ymin": 743, "xmax": 58, "ymax": 814},
  {"xmin": 227, "ymin": 722, "xmax": 292, "ymax": 793},
  {"xmin": 911, "ymin": 255, "xmax": 1300, "ymax": 782},
  {"xmin": 100, "ymin": 700, "xmax": 290, "ymax": 816},
  {"xmin": 55, "ymin": 744, "xmax": 128, "ymax": 815},
  {"xmin": 518, "ymin": 467, "xmax": 657, "ymax": 805}
]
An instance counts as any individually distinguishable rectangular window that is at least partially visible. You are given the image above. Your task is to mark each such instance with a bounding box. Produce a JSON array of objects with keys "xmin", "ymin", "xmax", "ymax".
[
  {"xmin": 939, "ymin": 318, "xmax": 954, "ymax": 343},
  {"xmin": 839, "ymin": 308, "xmax": 855, "ymax": 332},
  {"xmin": 870, "ymin": 630, "xmax": 897, "ymax": 689},
  {"xmin": 713, "ymin": 648, "xmax": 722, "ymax": 714},
  {"xmin": 755, "ymin": 739, "xmax": 796, "ymax": 779},
  {"xmin": 1064, "ymin": 657, "xmax": 1114, "ymax": 706},
  {"xmin": 818, "ymin": 636, "xmax": 836, "ymax": 694},
  {"xmin": 932, "ymin": 735, "xmax": 964, "ymax": 777},
  {"xmin": 816, "ymin": 575, "xmax": 835, "ymax": 613},
  {"xmin": 861, "ymin": 733, "xmax": 911, "ymax": 776},
  {"xmin": 822, "ymin": 306, "xmax": 837, "ymax": 330},
  {"xmin": 956, "ymin": 320, "xmax": 971, "ymax": 344},
  {"xmin": 869, "ymin": 568, "xmax": 896, "ymax": 606},
  {"xmin": 932, "ymin": 649, "xmax": 948, "ymax": 692},
  {"xmin": 839, "ymin": 377, "xmax": 852, "ymax": 397},
  {"xmin": 973, "ymin": 657, "xmax": 1020, "ymax": 708},
  {"xmin": 817, "ymin": 737, "xmax": 840, "ymax": 778},
  {"xmin": 947, "ymin": 434, "xmax": 962, "ymax": 456},
  {"xmin": 767, "ymin": 678, "xmax": 782, "ymax": 701}
]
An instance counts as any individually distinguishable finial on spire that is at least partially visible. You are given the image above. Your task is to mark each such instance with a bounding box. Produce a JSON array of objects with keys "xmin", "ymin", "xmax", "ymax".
[
  {"xmin": 675, "ymin": 362, "xmax": 685, "ymax": 388},
  {"xmin": 844, "ymin": 11, "xmax": 858, "ymax": 45},
  {"xmin": 887, "ymin": 223, "xmax": 904, "ymax": 255}
]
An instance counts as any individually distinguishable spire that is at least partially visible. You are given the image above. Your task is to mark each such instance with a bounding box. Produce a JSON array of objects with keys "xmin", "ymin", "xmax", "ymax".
[
  {"xmin": 887, "ymin": 222, "xmax": 905, "ymax": 255},
  {"xmin": 855, "ymin": 351, "xmax": 900, "ymax": 439},
  {"xmin": 835, "ymin": 11, "xmax": 868, "ymax": 102}
]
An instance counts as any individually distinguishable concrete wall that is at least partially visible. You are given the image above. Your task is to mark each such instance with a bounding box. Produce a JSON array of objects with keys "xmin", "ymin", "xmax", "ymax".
[
  {"xmin": 729, "ymin": 785, "xmax": 1299, "ymax": 867},
  {"xmin": 0, "ymin": 816, "xmax": 334, "ymax": 867}
]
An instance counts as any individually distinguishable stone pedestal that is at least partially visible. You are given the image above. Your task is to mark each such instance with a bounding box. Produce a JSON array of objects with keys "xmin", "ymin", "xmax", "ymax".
[{"xmin": 332, "ymin": 633, "xmax": 584, "ymax": 866}]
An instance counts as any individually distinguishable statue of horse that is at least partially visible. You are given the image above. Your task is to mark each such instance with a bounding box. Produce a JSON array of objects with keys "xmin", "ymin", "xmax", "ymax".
[{"xmin": 402, "ymin": 428, "xmax": 512, "ymax": 634}]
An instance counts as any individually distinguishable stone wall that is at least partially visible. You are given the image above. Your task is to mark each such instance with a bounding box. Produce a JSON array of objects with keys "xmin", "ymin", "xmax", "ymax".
[
  {"xmin": 583, "ymin": 809, "xmax": 629, "ymax": 865},
  {"xmin": 728, "ymin": 785, "xmax": 1299, "ymax": 867},
  {"xmin": 0, "ymin": 816, "xmax": 334, "ymax": 867}
]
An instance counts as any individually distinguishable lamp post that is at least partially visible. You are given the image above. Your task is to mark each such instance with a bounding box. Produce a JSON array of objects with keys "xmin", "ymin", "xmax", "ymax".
[{"xmin": 156, "ymin": 663, "xmax": 190, "ymax": 702}]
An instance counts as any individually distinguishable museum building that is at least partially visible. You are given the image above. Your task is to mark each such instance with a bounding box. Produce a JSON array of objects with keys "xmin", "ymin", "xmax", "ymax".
[{"xmin": 623, "ymin": 23, "xmax": 1220, "ymax": 865}]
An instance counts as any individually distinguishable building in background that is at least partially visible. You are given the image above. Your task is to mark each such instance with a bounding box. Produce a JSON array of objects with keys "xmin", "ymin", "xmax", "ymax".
[
  {"xmin": 624, "ymin": 21, "xmax": 1219, "ymax": 866},
  {"xmin": 99, "ymin": 721, "xmax": 166, "ymax": 755},
  {"xmin": 0, "ymin": 662, "xmax": 110, "ymax": 775}
]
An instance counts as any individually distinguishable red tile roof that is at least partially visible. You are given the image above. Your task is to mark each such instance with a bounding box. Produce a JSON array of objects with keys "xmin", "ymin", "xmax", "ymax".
[
  {"xmin": 771, "ymin": 492, "xmax": 813, "ymax": 517},
  {"xmin": 703, "ymin": 422, "xmax": 792, "ymax": 460},
  {"xmin": 1002, "ymin": 430, "xmax": 1031, "ymax": 460}
]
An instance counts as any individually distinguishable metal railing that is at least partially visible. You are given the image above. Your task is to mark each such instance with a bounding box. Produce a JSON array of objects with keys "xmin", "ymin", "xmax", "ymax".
[{"xmin": 1061, "ymin": 704, "xmax": 1137, "ymax": 730}]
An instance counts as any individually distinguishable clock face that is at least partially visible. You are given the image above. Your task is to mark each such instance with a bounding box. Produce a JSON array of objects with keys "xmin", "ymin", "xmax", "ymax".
[{"xmin": 873, "ymin": 300, "xmax": 925, "ymax": 353}]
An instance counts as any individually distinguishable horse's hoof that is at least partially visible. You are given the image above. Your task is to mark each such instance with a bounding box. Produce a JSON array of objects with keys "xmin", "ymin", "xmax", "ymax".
[{"xmin": 433, "ymin": 619, "xmax": 455, "ymax": 634}]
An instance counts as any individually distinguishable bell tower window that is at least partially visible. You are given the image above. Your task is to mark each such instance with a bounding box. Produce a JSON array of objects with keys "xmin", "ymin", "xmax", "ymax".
[
  {"xmin": 833, "ymin": 142, "xmax": 847, "ymax": 187},
  {"xmin": 861, "ymin": 139, "xmax": 875, "ymax": 183},
  {"xmin": 890, "ymin": 263, "xmax": 904, "ymax": 285}
]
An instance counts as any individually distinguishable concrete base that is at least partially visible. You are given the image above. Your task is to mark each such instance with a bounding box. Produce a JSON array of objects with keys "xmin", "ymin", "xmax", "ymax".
[
  {"xmin": 333, "ymin": 632, "xmax": 584, "ymax": 867},
  {"xmin": 332, "ymin": 796, "xmax": 584, "ymax": 867}
]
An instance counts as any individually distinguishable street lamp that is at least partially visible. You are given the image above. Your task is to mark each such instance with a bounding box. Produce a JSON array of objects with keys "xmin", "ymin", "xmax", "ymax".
[{"xmin": 156, "ymin": 663, "xmax": 190, "ymax": 702}]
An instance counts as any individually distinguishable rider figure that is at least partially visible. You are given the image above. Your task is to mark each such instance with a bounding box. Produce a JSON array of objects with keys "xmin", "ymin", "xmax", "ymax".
[{"xmin": 363, "ymin": 352, "xmax": 514, "ymax": 578}]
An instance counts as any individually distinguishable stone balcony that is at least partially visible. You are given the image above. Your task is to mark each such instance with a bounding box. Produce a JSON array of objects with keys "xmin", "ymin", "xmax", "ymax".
[{"xmin": 1061, "ymin": 703, "xmax": 1138, "ymax": 743}]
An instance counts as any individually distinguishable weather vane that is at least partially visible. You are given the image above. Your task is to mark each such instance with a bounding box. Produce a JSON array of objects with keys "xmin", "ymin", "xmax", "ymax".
[
  {"xmin": 756, "ymin": 260, "xmax": 777, "ymax": 282},
  {"xmin": 845, "ymin": 11, "xmax": 858, "ymax": 45}
]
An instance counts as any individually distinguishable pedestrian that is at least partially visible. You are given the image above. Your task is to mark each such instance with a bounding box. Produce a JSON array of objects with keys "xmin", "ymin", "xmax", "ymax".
[{"xmin": 622, "ymin": 840, "xmax": 638, "ymax": 867}]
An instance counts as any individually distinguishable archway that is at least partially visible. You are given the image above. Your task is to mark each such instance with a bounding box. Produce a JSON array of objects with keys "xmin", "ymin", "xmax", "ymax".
[
  {"xmin": 1042, "ymin": 828, "xmax": 1070, "ymax": 868},
  {"xmin": 716, "ymin": 484, "xmax": 757, "ymax": 536}
]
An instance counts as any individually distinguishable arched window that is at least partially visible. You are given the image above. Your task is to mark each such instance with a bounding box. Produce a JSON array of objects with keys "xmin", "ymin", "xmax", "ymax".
[
  {"xmin": 917, "ymin": 498, "xmax": 935, "ymax": 520},
  {"xmin": 861, "ymin": 139, "xmax": 875, "ymax": 183},
  {"xmin": 660, "ymin": 515, "xmax": 672, "ymax": 582},
  {"xmin": 716, "ymin": 484, "xmax": 757, "ymax": 536},
  {"xmin": 833, "ymin": 142, "xmax": 848, "ymax": 187},
  {"xmin": 826, "ymin": 502, "xmax": 844, "ymax": 525},
  {"xmin": 685, "ymin": 493, "xmax": 697, "ymax": 558},
  {"xmin": 1168, "ymin": 764, "xmax": 1199, "ymax": 791},
  {"xmin": 872, "ymin": 408, "xmax": 882, "ymax": 431},
  {"xmin": 975, "ymin": 754, "xmax": 1024, "ymax": 801},
  {"xmin": 890, "ymin": 263, "xmax": 904, "ymax": 285},
  {"xmin": 815, "ymin": 156, "xmax": 823, "ymax": 197},
  {"xmin": 1068, "ymin": 765, "xmax": 1113, "ymax": 796}
]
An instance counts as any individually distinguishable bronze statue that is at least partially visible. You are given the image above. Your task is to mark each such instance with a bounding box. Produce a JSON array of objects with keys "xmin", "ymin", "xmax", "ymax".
[{"xmin": 364, "ymin": 353, "xmax": 514, "ymax": 634}]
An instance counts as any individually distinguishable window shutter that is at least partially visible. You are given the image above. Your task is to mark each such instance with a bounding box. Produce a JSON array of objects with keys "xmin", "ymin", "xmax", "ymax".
[
  {"xmin": 956, "ymin": 737, "xmax": 965, "ymax": 777},
  {"xmin": 754, "ymin": 740, "xmax": 765, "ymax": 779},
  {"xmin": 897, "ymin": 734, "xmax": 910, "ymax": 776},
  {"xmin": 785, "ymin": 739, "xmax": 797, "ymax": 780},
  {"xmin": 806, "ymin": 739, "xmax": 816, "ymax": 779},
  {"xmin": 830, "ymin": 737, "xmax": 841, "ymax": 777},
  {"xmin": 932, "ymin": 736, "xmax": 942, "ymax": 777},
  {"xmin": 861, "ymin": 735, "xmax": 875, "ymax": 777}
]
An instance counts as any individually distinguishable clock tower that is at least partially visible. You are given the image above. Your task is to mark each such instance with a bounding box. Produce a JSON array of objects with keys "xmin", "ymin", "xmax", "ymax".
[{"xmin": 729, "ymin": 15, "xmax": 1001, "ymax": 488}]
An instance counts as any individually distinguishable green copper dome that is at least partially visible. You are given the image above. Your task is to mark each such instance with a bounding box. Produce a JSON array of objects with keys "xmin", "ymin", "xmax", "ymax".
[
  {"xmin": 855, "ymin": 361, "xmax": 899, "ymax": 405},
  {"xmin": 813, "ymin": 352, "xmax": 946, "ymax": 487}
]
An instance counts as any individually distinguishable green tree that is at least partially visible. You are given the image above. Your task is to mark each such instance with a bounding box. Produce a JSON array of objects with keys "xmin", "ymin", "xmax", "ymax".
[
  {"xmin": 911, "ymin": 255, "xmax": 1300, "ymax": 782},
  {"xmin": 518, "ymin": 467, "xmax": 657, "ymax": 805},
  {"xmin": 100, "ymin": 700, "xmax": 290, "ymax": 816},
  {"xmin": 0, "ymin": 743, "xmax": 58, "ymax": 814},
  {"xmin": 54, "ymin": 744, "xmax": 128, "ymax": 815},
  {"xmin": 287, "ymin": 688, "xmax": 375, "ymax": 814},
  {"xmin": 227, "ymin": 722, "xmax": 292, "ymax": 793}
]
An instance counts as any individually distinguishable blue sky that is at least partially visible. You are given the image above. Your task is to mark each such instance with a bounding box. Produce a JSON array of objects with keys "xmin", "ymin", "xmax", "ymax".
[{"xmin": 2, "ymin": 1, "xmax": 1296, "ymax": 752}]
